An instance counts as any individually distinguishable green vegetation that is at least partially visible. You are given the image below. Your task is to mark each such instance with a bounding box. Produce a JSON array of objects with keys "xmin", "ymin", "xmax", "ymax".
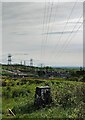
[{"xmin": 1, "ymin": 65, "xmax": 85, "ymax": 119}]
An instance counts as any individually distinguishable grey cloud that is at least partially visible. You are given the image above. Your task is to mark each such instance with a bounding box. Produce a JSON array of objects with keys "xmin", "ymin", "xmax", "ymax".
[
  {"xmin": 44, "ymin": 30, "xmax": 78, "ymax": 35},
  {"xmin": 12, "ymin": 31, "xmax": 30, "ymax": 36},
  {"xmin": 2, "ymin": 2, "xmax": 83, "ymax": 66},
  {"xmin": 2, "ymin": 2, "xmax": 83, "ymax": 25},
  {"xmin": 67, "ymin": 22, "xmax": 82, "ymax": 24}
]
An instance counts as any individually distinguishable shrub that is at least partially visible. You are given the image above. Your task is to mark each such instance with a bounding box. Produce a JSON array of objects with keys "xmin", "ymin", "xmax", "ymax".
[
  {"xmin": 12, "ymin": 88, "xmax": 31, "ymax": 98},
  {"xmin": 12, "ymin": 90, "xmax": 20, "ymax": 98},
  {"xmin": 2, "ymin": 80, "xmax": 6, "ymax": 87},
  {"xmin": 7, "ymin": 81, "xmax": 15, "ymax": 86},
  {"xmin": 2, "ymin": 90, "xmax": 11, "ymax": 98},
  {"xmin": 17, "ymin": 82, "xmax": 19, "ymax": 85},
  {"xmin": 6, "ymin": 86, "xmax": 11, "ymax": 91},
  {"xmin": 51, "ymin": 83, "xmax": 83, "ymax": 109}
]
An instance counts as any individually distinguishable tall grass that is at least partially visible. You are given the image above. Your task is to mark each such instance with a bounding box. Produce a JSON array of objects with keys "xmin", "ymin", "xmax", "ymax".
[{"xmin": 2, "ymin": 78, "xmax": 85, "ymax": 119}]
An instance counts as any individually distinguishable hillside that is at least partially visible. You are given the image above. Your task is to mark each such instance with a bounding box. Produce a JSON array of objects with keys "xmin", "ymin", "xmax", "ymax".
[{"xmin": 1, "ymin": 64, "xmax": 85, "ymax": 119}]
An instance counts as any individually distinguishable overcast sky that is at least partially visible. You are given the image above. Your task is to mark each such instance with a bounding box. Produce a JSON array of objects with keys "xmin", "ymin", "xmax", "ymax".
[{"xmin": 1, "ymin": 2, "xmax": 83, "ymax": 67}]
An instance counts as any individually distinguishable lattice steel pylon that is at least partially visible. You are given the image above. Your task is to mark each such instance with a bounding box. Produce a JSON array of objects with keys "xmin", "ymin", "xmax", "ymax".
[
  {"xmin": 8, "ymin": 54, "xmax": 12, "ymax": 65},
  {"xmin": 30, "ymin": 59, "xmax": 33, "ymax": 66}
]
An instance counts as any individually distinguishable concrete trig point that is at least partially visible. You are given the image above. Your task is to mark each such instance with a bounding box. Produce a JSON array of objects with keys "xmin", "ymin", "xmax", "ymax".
[{"xmin": 34, "ymin": 86, "xmax": 52, "ymax": 107}]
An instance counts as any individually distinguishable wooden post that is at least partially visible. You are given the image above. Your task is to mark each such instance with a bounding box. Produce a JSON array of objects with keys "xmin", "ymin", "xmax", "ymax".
[{"xmin": 8, "ymin": 109, "xmax": 15, "ymax": 116}]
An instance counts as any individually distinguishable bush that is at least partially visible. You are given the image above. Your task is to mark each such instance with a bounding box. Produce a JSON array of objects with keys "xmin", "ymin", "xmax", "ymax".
[
  {"xmin": 12, "ymin": 88, "xmax": 31, "ymax": 98},
  {"xmin": 6, "ymin": 86, "xmax": 11, "ymax": 91},
  {"xmin": 51, "ymin": 83, "xmax": 83, "ymax": 109},
  {"xmin": 17, "ymin": 82, "xmax": 19, "ymax": 85},
  {"xmin": 20, "ymin": 79, "xmax": 27, "ymax": 85},
  {"xmin": 78, "ymin": 102, "xmax": 85, "ymax": 118},
  {"xmin": 7, "ymin": 81, "xmax": 15, "ymax": 86},
  {"xmin": 2, "ymin": 90, "xmax": 11, "ymax": 98},
  {"xmin": 12, "ymin": 90, "xmax": 20, "ymax": 98},
  {"xmin": 2, "ymin": 80, "xmax": 6, "ymax": 87}
]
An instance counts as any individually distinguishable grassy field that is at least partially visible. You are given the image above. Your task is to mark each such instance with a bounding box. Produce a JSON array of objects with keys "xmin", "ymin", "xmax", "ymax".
[{"xmin": 2, "ymin": 77, "xmax": 85, "ymax": 119}]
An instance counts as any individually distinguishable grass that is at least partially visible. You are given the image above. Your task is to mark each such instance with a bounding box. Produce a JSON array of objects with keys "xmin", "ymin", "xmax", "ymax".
[{"xmin": 2, "ymin": 77, "xmax": 85, "ymax": 119}]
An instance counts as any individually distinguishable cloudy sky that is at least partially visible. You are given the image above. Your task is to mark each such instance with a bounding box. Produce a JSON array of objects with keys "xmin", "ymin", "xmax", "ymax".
[{"xmin": 1, "ymin": 2, "xmax": 83, "ymax": 66}]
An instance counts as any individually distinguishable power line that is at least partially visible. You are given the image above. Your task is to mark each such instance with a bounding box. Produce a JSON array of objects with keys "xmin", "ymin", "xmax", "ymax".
[
  {"xmin": 44, "ymin": 1, "xmax": 59, "ymax": 57},
  {"xmin": 43, "ymin": 1, "xmax": 54, "ymax": 57},
  {"xmin": 41, "ymin": 0, "xmax": 54, "ymax": 59},
  {"xmin": 53, "ymin": 15, "xmax": 82, "ymax": 58},
  {"xmin": 41, "ymin": 1, "xmax": 51, "ymax": 60},
  {"xmin": 41, "ymin": 0, "xmax": 47, "ymax": 59},
  {"xmin": 50, "ymin": 0, "xmax": 79, "ymax": 57},
  {"xmin": 57, "ymin": 19, "xmax": 83, "ymax": 58},
  {"xmin": 53, "ymin": 18, "xmax": 83, "ymax": 67}
]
